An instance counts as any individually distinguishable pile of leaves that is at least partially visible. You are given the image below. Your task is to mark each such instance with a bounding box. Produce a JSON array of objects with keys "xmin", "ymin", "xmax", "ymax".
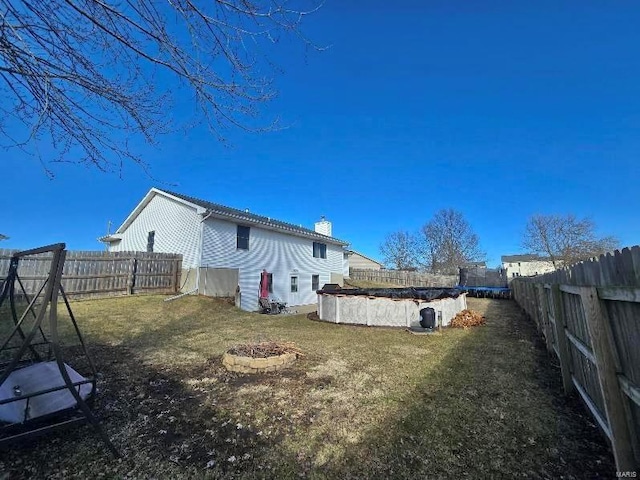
[
  {"xmin": 450, "ymin": 309, "xmax": 486, "ymax": 328},
  {"xmin": 227, "ymin": 341, "xmax": 304, "ymax": 358}
]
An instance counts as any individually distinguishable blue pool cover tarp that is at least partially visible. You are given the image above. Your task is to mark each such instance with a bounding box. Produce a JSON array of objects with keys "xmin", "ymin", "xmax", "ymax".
[{"xmin": 455, "ymin": 285, "xmax": 512, "ymax": 298}]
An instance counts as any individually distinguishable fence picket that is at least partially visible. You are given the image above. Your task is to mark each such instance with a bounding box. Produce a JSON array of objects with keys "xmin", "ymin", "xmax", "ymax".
[
  {"xmin": 512, "ymin": 247, "xmax": 640, "ymax": 472},
  {"xmin": 0, "ymin": 250, "xmax": 181, "ymax": 300},
  {"xmin": 348, "ymin": 269, "xmax": 457, "ymax": 287},
  {"xmin": 580, "ymin": 286, "xmax": 636, "ymax": 471}
]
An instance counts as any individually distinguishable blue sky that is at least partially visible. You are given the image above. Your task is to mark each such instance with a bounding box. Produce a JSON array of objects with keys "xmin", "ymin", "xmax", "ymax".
[{"xmin": 2, "ymin": 1, "xmax": 640, "ymax": 267}]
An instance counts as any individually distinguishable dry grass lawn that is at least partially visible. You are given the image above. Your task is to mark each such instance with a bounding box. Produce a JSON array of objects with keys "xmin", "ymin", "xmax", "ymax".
[{"xmin": 0, "ymin": 294, "xmax": 614, "ymax": 479}]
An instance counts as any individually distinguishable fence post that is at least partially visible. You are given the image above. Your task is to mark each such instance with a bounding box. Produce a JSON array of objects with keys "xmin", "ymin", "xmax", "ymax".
[
  {"xmin": 531, "ymin": 283, "xmax": 540, "ymax": 332},
  {"xmin": 580, "ymin": 286, "xmax": 635, "ymax": 472},
  {"xmin": 536, "ymin": 283, "xmax": 553, "ymax": 354},
  {"xmin": 172, "ymin": 257, "xmax": 180, "ymax": 293},
  {"xmin": 551, "ymin": 284, "xmax": 574, "ymax": 395},
  {"xmin": 127, "ymin": 257, "xmax": 137, "ymax": 295}
]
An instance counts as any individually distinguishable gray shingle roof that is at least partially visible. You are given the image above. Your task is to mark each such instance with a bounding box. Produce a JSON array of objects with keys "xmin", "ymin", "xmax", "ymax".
[{"xmin": 162, "ymin": 189, "xmax": 348, "ymax": 246}]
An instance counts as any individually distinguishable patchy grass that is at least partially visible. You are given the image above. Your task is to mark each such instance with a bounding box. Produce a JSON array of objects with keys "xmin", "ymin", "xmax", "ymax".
[{"xmin": 0, "ymin": 295, "xmax": 614, "ymax": 479}]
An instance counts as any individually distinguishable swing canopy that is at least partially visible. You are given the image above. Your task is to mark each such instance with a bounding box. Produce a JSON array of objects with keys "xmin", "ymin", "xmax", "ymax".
[{"xmin": 0, "ymin": 243, "xmax": 117, "ymax": 455}]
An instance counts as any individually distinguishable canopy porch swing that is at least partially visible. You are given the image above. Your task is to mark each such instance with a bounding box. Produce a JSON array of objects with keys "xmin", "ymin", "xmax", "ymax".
[{"xmin": 0, "ymin": 243, "xmax": 118, "ymax": 456}]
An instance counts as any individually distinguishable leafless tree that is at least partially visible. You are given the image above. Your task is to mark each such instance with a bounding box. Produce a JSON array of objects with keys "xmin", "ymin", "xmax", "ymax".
[
  {"xmin": 523, "ymin": 214, "xmax": 618, "ymax": 268},
  {"xmin": 379, "ymin": 231, "xmax": 419, "ymax": 270},
  {"xmin": 0, "ymin": 0, "xmax": 322, "ymax": 174},
  {"xmin": 419, "ymin": 209, "xmax": 484, "ymax": 274}
]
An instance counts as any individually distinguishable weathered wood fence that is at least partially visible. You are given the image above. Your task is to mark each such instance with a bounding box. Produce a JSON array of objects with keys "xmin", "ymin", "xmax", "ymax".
[
  {"xmin": 0, "ymin": 249, "xmax": 182, "ymax": 299},
  {"xmin": 512, "ymin": 247, "xmax": 640, "ymax": 472},
  {"xmin": 462, "ymin": 269, "xmax": 508, "ymax": 288},
  {"xmin": 349, "ymin": 268, "xmax": 457, "ymax": 287}
]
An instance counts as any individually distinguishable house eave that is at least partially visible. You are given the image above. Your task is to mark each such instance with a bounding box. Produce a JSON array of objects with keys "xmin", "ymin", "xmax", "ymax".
[
  {"xmin": 113, "ymin": 187, "xmax": 350, "ymax": 247},
  {"xmin": 98, "ymin": 234, "xmax": 122, "ymax": 243},
  {"xmin": 114, "ymin": 188, "xmax": 203, "ymax": 234}
]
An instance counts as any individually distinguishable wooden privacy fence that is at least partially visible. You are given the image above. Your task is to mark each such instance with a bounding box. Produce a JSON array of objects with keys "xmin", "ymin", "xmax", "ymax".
[
  {"xmin": 462, "ymin": 269, "xmax": 508, "ymax": 288},
  {"xmin": 512, "ymin": 247, "xmax": 640, "ymax": 472},
  {"xmin": 0, "ymin": 249, "xmax": 182, "ymax": 299},
  {"xmin": 349, "ymin": 269, "xmax": 457, "ymax": 287}
]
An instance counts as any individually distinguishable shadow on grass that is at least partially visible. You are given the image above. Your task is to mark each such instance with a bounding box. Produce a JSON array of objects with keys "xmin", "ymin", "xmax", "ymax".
[
  {"xmin": 0, "ymin": 298, "xmax": 616, "ymax": 479},
  {"xmin": 0, "ymin": 340, "xmax": 291, "ymax": 479},
  {"xmin": 307, "ymin": 299, "xmax": 615, "ymax": 479}
]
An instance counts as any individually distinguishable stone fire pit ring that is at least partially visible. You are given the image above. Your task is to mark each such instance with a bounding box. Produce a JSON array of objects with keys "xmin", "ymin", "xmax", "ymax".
[{"xmin": 222, "ymin": 351, "xmax": 297, "ymax": 374}]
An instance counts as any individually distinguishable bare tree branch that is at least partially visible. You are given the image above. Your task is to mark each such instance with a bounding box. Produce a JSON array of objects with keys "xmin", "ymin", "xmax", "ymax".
[
  {"xmin": 522, "ymin": 214, "xmax": 619, "ymax": 267},
  {"xmin": 379, "ymin": 231, "xmax": 419, "ymax": 270},
  {"xmin": 0, "ymin": 0, "xmax": 323, "ymax": 174},
  {"xmin": 419, "ymin": 209, "xmax": 485, "ymax": 274}
]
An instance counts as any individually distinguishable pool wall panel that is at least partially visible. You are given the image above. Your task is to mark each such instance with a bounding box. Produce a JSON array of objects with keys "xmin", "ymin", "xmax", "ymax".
[{"xmin": 318, "ymin": 293, "xmax": 467, "ymax": 328}]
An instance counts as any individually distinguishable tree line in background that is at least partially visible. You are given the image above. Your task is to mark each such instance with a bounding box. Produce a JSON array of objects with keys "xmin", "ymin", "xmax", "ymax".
[
  {"xmin": 380, "ymin": 210, "xmax": 619, "ymax": 273},
  {"xmin": 379, "ymin": 209, "xmax": 484, "ymax": 274},
  {"xmin": 523, "ymin": 214, "xmax": 618, "ymax": 268}
]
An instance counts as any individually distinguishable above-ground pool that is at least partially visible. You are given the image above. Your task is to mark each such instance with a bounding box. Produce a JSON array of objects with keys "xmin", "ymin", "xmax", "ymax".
[{"xmin": 317, "ymin": 287, "xmax": 467, "ymax": 328}]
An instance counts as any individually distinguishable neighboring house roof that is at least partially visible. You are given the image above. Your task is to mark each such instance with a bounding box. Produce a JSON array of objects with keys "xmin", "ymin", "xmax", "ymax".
[
  {"xmin": 501, "ymin": 254, "xmax": 553, "ymax": 263},
  {"xmin": 461, "ymin": 261, "xmax": 486, "ymax": 268},
  {"xmin": 347, "ymin": 249, "xmax": 383, "ymax": 267},
  {"xmin": 102, "ymin": 188, "xmax": 348, "ymax": 246}
]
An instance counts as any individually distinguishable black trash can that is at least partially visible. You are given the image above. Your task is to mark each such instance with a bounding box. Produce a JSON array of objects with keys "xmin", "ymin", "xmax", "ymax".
[{"xmin": 419, "ymin": 307, "xmax": 436, "ymax": 329}]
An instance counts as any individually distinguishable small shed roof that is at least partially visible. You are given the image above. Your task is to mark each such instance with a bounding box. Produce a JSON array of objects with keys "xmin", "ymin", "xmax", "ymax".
[
  {"xmin": 501, "ymin": 254, "xmax": 552, "ymax": 263},
  {"xmin": 461, "ymin": 261, "xmax": 487, "ymax": 268}
]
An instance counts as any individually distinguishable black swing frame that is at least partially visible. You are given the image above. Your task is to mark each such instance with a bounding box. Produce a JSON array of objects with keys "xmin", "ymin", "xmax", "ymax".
[{"xmin": 0, "ymin": 243, "xmax": 118, "ymax": 456}]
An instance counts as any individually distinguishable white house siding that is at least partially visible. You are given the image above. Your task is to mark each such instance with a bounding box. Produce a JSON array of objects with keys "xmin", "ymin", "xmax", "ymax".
[
  {"xmin": 343, "ymin": 252, "xmax": 350, "ymax": 278},
  {"xmin": 109, "ymin": 195, "xmax": 201, "ymax": 268},
  {"xmin": 200, "ymin": 217, "xmax": 344, "ymax": 311},
  {"xmin": 502, "ymin": 260, "xmax": 556, "ymax": 279}
]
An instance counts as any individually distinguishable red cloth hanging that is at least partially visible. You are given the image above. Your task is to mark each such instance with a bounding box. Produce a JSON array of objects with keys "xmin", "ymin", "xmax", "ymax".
[{"xmin": 259, "ymin": 270, "xmax": 270, "ymax": 298}]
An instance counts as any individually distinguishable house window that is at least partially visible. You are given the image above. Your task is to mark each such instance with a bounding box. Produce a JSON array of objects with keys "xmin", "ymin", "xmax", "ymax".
[
  {"xmin": 312, "ymin": 275, "xmax": 319, "ymax": 291},
  {"xmin": 237, "ymin": 225, "xmax": 250, "ymax": 250},
  {"xmin": 290, "ymin": 276, "xmax": 298, "ymax": 293},
  {"xmin": 313, "ymin": 242, "xmax": 327, "ymax": 259},
  {"xmin": 147, "ymin": 231, "xmax": 155, "ymax": 252}
]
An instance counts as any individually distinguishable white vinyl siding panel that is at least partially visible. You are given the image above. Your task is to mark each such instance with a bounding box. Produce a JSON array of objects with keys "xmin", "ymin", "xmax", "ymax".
[
  {"xmin": 108, "ymin": 194, "xmax": 201, "ymax": 268},
  {"xmin": 501, "ymin": 259, "xmax": 556, "ymax": 278},
  {"xmin": 201, "ymin": 217, "xmax": 343, "ymax": 311},
  {"xmin": 348, "ymin": 252, "xmax": 382, "ymax": 270}
]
